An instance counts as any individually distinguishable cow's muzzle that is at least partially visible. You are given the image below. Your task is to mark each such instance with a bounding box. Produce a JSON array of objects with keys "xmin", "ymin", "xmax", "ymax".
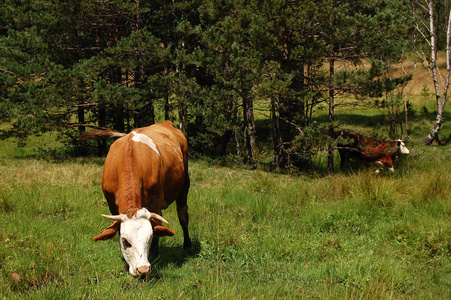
[{"xmin": 136, "ymin": 265, "xmax": 150, "ymax": 276}]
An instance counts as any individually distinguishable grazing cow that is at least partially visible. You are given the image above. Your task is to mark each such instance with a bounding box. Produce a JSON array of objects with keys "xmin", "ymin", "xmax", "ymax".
[
  {"xmin": 92, "ymin": 121, "xmax": 191, "ymax": 276},
  {"xmin": 337, "ymin": 131, "xmax": 410, "ymax": 172}
]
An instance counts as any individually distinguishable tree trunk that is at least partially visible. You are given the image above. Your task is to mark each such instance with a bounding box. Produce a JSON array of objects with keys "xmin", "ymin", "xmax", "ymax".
[
  {"xmin": 424, "ymin": 102, "xmax": 445, "ymax": 145},
  {"xmin": 278, "ymin": 103, "xmax": 292, "ymax": 168},
  {"xmin": 235, "ymin": 129, "xmax": 241, "ymax": 156},
  {"xmin": 164, "ymin": 58, "xmax": 170, "ymax": 121},
  {"xmin": 243, "ymin": 92, "xmax": 256, "ymax": 163},
  {"xmin": 271, "ymin": 99, "xmax": 282, "ymax": 170},
  {"xmin": 77, "ymin": 105, "xmax": 85, "ymax": 135},
  {"xmin": 327, "ymin": 57, "xmax": 335, "ymax": 174},
  {"xmin": 77, "ymin": 104, "xmax": 87, "ymax": 155},
  {"xmin": 178, "ymin": 100, "xmax": 187, "ymax": 133},
  {"xmin": 97, "ymin": 104, "xmax": 107, "ymax": 156},
  {"xmin": 422, "ymin": 1, "xmax": 449, "ymax": 145}
]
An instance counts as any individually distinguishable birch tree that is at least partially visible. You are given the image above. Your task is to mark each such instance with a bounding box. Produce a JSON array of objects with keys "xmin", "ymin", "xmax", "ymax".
[{"xmin": 412, "ymin": 0, "xmax": 450, "ymax": 145}]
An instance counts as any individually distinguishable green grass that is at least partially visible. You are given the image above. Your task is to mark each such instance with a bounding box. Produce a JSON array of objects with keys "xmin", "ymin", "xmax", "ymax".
[{"xmin": 1, "ymin": 137, "xmax": 450, "ymax": 299}]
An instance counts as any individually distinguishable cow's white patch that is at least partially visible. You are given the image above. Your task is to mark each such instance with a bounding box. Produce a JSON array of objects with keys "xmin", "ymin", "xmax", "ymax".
[
  {"xmin": 397, "ymin": 140, "xmax": 410, "ymax": 155},
  {"xmin": 131, "ymin": 131, "xmax": 160, "ymax": 156},
  {"xmin": 118, "ymin": 208, "xmax": 153, "ymax": 276},
  {"xmin": 102, "ymin": 208, "xmax": 169, "ymax": 276},
  {"xmin": 374, "ymin": 161, "xmax": 384, "ymax": 173}
]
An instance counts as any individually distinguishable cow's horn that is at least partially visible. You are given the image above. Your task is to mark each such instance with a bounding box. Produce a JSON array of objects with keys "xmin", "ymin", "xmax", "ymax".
[
  {"xmin": 149, "ymin": 213, "xmax": 169, "ymax": 224},
  {"xmin": 102, "ymin": 214, "xmax": 126, "ymax": 221}
]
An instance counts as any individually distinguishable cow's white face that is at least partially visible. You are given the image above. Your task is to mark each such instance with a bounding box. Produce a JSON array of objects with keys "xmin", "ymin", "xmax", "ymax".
[
  {"xmin": 102, "ymin": 208, "xmax": 168, "ymax": 276},
  {"xmin": 396, "ymin": 140, "xmax": 410, "ymax": 155},
  {"xmin": 119, "ymin": 209, "xmax": 153, "ymax": 276}
]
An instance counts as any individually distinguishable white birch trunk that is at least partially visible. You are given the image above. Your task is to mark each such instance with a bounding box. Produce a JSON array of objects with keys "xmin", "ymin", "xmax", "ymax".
[{"xmin": 423, "ymin": 0, "xmax": 449, "ymax": 145}]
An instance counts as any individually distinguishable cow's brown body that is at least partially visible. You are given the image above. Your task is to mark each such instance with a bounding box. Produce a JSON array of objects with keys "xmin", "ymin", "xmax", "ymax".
[
  {"xmin": 338, "ymin": 131, "xmax": 409, "ymax": 171},
  {"xmin": 94, "ymin": 121, "xmax": 191, "ymax": 254}
]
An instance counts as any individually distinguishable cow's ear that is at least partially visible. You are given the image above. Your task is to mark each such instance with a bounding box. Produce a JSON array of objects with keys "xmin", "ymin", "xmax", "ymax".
[
  {"xmin": 153, "ymin": 225, "xmax": 175, "ymax": 237},
  {"xmin": 93, "ymin": 221, "xmax": 120, "ymax": 241}
]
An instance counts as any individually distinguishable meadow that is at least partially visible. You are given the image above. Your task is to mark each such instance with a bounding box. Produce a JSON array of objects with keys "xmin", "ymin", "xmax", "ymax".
[{"xmin": 0, "ymin": 129, "xmax": 450, "ymax": 299}]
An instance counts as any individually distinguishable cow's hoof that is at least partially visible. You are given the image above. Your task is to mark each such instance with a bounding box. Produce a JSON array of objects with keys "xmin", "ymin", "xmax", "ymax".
[{"xmin": 183, "ymin": 239, "xmax": 192, "ymax": 249}]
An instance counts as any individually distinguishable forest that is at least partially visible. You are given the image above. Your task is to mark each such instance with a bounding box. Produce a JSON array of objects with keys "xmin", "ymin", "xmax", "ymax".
[{"xmin": 0, "ymin": 0, "xmax": 450, "ymax": 171}]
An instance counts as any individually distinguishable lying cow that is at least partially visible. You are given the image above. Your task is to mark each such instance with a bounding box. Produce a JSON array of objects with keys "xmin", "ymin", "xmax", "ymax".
[
  {"xmin": 92, "ymin": 121, "xmax": 191, "ymax": 276},
  {"xmin": 337, "ymin": 131, "xmax": 410, "ymax": 172}
]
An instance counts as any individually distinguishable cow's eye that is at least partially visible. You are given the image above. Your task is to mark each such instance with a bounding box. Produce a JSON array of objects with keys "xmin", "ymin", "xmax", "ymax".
[{"xmin": 122, "ymin": 238, "xmax": 132, "ymax": 249}]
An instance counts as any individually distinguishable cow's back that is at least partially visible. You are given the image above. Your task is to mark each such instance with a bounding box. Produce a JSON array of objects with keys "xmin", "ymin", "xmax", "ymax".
[
  {"xmin": 102, "ymin": 121, "xmax": 188, "ymax": 214},
  {"xmin": 135, "ymin": 121, "xmax": 188, "ymax": 210}
]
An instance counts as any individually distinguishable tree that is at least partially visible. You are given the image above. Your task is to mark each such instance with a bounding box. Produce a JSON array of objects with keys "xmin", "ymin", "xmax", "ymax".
[
  {"xmin": 0, "ymin": 1, "xmax": 65, "ymax": 142},
  {"xmin": 412, "ymin": 0, "xmax": 450, "ymax": 145},
  {"xmin": 240, "ymin": 0, "xmax": 329, "ymax": 169},
  {"xmin": 199, "ymin": 1, "xmax": 263, "ymax": 161}
]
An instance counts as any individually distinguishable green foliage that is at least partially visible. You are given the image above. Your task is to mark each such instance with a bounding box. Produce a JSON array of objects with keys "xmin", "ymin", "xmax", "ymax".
[{"xmin": 0, "ymin": 0, "xmax": 420, "ymax": 167}]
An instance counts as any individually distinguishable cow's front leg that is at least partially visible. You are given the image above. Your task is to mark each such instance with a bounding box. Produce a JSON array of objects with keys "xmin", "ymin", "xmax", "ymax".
[
  {"xmin": 374, "ymin": 161, "xmax": 385, "ymax": 173},
  {"xmin": 150, "ymin": 236, "xmax": 159, "ymax": 256}
]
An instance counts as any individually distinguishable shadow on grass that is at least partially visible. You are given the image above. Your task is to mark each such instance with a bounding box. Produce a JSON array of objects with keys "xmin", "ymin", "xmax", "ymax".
[
  {"xmin": 157, "ymin": 237, "xmax": 201, "ymax": 266},
  {"xmin": 134, "ymin": 237, "xmax": 201, "ymax": 281}
]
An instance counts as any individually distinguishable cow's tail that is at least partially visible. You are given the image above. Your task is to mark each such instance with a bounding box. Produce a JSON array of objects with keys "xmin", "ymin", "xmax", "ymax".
[{"xmin": 79, "ymin": 129, "xmax": 127, "ymax": 141}]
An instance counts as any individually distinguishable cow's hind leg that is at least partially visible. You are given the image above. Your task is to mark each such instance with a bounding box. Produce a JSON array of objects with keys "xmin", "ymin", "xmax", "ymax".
[{"xmin": 177, "ymin": 174, "xmax": 191, "ymax": 249}]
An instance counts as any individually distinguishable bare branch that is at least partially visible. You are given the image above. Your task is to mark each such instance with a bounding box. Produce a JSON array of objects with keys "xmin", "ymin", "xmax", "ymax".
[
  {"xmin": 0, "ymin": 68, "xmax": 14, "ymax": 75},
  {"xmin": 414, "ymin": 23, "xmax": 432, "ymax": 47},
  {"xmin": 280, "ymin": 117, "xmax": 304, "ymax": 136}
]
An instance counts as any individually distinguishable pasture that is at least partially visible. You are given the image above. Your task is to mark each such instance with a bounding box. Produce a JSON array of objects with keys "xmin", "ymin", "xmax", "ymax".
[{"xmin": 1, "ymin": 134, "xmax": 450, "ymax": 299}]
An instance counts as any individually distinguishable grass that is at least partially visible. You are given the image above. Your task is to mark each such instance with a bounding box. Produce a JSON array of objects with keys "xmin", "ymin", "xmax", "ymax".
[{"xmin": 0, "ymin": 136, "xmax": 450, "ymax": 299}]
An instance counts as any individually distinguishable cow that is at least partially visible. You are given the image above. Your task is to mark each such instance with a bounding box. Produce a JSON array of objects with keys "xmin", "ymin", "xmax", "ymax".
[
  {"xmin": 91, "ymin": 121, "xmax": 191, "ymax": 277},
  {"xmin": 337, "ymin": 131, "xmax": 410, "ymax": 173}
]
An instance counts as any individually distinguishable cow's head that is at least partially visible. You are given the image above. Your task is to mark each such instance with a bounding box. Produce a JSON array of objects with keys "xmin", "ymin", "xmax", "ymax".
[
  {"xmin": 395, "ymin": 139, "xmax": 410, "ymax": 155},
  {"xmin": 93, "ymin": 208, "xmax": 175, "ymax": 276}
]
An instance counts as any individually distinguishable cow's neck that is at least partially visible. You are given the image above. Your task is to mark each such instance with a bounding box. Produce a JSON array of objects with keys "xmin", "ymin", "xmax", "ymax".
[
  {"xmin": 123, "ymin": 206, "xmax": 139, "ymax": 214},
  {"xmin": 121, "ymin": 206, "xmax": 140, "ymax": 217},
  {"xmin": 117, "ymin": 185, "xmax": 143, "ymax": 215},
  {"xmin": 117, "ymin": 151, "xmax": 142, "ymax": 213},
  {"xmin": 116, "ymin": 140, "xmax": 144, "ymax": 215}
]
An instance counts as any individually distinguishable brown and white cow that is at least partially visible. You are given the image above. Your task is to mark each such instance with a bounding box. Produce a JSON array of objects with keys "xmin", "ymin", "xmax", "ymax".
[
  {"xmin": 337, "ymin": 131, "xmax": 410, "ymax": 173},
  {"xmin": 92, "ymin": 121, "xmax": 191, "ymax": 276}
]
